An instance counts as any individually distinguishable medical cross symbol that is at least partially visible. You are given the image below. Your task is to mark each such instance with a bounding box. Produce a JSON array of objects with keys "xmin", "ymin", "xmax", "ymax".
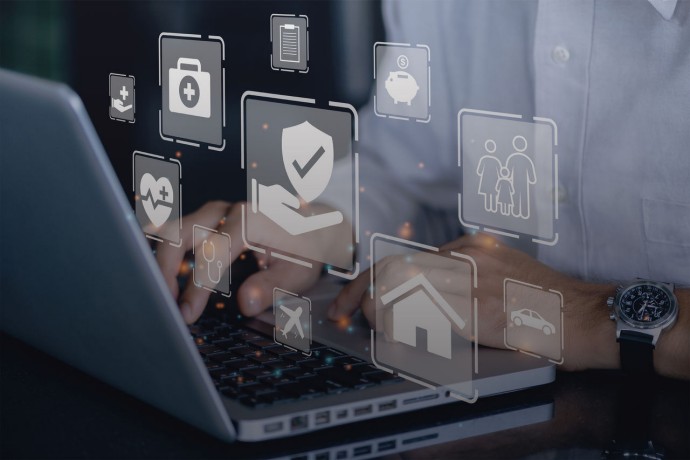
[
  {"xmin": 160, "ymin": 185, "xmax": 169, "ymax": 201},
  {"xmin": 119, "ymin": 85, "xmax": 129, "ymax": 101},
  {"xmin": 183, "ymin": 82, "xmax": 196, "ymax": 101}
]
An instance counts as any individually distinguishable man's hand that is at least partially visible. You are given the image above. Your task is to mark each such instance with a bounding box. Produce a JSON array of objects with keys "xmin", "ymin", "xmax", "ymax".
[
  {"xmin": 155, "ymin": 201, "xmax": 332, "ymax": 324},
  {"xmin": 329, "ymin": 233, "xmax": 618, "ymax": 372}
]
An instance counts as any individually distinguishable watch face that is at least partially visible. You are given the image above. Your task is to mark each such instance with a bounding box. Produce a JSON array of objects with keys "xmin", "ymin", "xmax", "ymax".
[{"xmin": 618, "ymin": 283, "xmax": 675, "ymax": 326}]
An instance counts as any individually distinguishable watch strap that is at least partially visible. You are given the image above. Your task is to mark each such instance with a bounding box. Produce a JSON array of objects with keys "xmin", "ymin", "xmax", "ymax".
[{"xmin": 617, "ymin": 330, "xmax": 655, "ymax": 374}]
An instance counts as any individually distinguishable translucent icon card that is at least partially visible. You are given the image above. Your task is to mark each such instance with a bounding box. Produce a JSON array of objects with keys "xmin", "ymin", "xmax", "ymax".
[
  {"xmin": 109, "ymin": 73, "xmax": 135, "ymax": 123},
  {"xmin": 192, "ymin": 225, "xmax": 230, "ymax": 297},
  {"xmin": 374, "ymin": 42, "xmax": 430, "ymax": 122},
  {"xmin": 270, "ymin": 14, "xmax": 309, "ymax": 72},
  {"xmin": 504, "ymin": 279, "xmax": 564, "ymax": 364},
  {"xmin": 132, "ymin": 151, "xmax": 182, "ymax": 247},
  {"xmin": 370, "ymin": 234, "xmax": 479, "ymax": 403},
  {"xmin": 273, "ymin": 288, "xmax": 312, "ymax": 355},
  {"xmin": 159, "ymin": 33, "xmax": 226, "ymax": 150},
  {"xmin": 241, "ymin": 91, "xmax": 359, "ymax": 280},
  {"xmin": 458, "ymin": 109, "xmax": 559, "ymax": 245}
]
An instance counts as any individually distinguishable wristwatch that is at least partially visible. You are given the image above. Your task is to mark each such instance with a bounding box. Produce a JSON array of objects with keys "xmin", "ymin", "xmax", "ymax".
[{"xmin": 607, "ymin": 280, "xmax": 678, "ymax": 374}]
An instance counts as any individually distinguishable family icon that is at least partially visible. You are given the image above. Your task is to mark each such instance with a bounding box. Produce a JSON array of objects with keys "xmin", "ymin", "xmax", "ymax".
[{"xmin": 476, "ymin": 136, "xmax": 536, "ymax": 220}]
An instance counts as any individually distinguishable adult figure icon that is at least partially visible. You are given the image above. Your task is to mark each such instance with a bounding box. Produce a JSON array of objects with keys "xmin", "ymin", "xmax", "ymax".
[
  {"xmin": 506, "ymin": 135, "xmax": 536, "ymax": 220},
  {"xmin": 476, "ymin": 139, "xmax": 502, "ymax": 213}
]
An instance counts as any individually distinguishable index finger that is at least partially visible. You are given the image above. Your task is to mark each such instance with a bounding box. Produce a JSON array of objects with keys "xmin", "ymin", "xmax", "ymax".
[{"xmin": 156, "ymin": 201, "xmax": 230, "ymax": 296}]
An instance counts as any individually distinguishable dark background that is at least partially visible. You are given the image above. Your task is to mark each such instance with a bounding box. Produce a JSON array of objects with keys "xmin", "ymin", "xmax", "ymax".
[
  {"xmin": 0, "ymin": 0, "xmax": 384, "ymax": 213},
  {"xmin": 2, "ymin": 3, "xmax": 690, "ymax": 459}
]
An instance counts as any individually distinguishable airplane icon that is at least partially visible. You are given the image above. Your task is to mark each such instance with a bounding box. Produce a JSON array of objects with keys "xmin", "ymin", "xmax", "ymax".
[{"xmin": 280, "ymin": 305, "xmax": 304, "ymax": 339}]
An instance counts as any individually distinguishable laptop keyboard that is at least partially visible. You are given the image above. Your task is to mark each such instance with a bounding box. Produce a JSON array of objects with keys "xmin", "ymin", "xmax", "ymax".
[{"xmin": 190, "ymin": 318, "xmax": 404, "ymax": 408}]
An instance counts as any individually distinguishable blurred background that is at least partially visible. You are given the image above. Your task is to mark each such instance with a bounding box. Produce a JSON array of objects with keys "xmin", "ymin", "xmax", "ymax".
[{"xmin": 0, "ymin": 0, "xmax": 385, "ymax": 211}]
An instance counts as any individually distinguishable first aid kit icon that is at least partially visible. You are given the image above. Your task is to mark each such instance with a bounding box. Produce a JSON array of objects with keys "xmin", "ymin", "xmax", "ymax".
[{"xmin": 169, "ymin": 58, "xmax": 211, "ymax": 118}]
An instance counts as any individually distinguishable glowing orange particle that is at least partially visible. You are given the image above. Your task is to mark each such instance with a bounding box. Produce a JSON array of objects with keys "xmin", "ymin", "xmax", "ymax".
[
  {"xmin": 175, "ymin": 151, "xmax": 182, "ymax": 158},
  {"xmin": 398, "ymin": 222, "xmax": 413, "ymax": 239},
  {"xmin": 178, "ymin": 261, "xmax": 191, "ymax": 276},
  {"xmin": 215, "ymin": 302, "xmax": 225, "ymax": 310}
]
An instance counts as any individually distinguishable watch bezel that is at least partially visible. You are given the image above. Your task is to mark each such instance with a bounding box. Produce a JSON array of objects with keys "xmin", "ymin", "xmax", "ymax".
[{"xmin": 614, "ymin": 280, "xmax": 678, "ymax": 330}]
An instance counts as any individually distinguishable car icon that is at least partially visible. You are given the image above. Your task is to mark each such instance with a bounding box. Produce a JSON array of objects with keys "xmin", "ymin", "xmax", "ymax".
[{"xmin": 510, "ymin": 308, "xmax": 556, "ymax": 336}]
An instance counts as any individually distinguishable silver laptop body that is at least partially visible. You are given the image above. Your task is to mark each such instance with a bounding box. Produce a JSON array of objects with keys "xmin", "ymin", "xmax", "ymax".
[{"xmin": 0, "ymin": 69, "xmax": 554, "ymax": 442}]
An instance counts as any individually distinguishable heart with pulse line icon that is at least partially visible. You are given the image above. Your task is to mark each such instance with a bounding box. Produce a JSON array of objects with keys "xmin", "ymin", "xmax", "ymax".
[{"xmin": 139, "ymin": 173, "xmax": 174, "ymax": 228}]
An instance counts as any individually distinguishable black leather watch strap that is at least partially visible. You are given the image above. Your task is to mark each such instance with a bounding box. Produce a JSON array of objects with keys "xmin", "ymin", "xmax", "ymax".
[{"xmin": 617, "ymin": 330, "xmax": 655, "ymax": 374}]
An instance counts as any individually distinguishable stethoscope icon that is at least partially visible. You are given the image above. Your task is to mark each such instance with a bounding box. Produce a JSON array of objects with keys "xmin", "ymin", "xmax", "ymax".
[{"xmin": 202, "ymin": 239, "xmax": 223, "ymax": 285}]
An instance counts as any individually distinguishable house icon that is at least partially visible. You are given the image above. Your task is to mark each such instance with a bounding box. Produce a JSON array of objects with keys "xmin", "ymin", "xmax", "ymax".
[{"xmin": 380, "ymin": 273, "xmax": 466, "ymax": 360}]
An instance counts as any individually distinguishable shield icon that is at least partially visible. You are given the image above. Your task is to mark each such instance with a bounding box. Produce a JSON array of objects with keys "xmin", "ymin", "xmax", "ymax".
[{"xmin": 282, "ymin": 121, "xmax": 334, "ymax": 203}]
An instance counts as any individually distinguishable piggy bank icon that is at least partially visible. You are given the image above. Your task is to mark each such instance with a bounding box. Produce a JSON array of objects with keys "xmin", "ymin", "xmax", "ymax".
[{"xmin": 384, "ymin": 71, "xmax": 419, "ymax": 105}]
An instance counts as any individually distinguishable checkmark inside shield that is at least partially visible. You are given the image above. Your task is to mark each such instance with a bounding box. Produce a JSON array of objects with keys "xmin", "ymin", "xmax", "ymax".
[{"xmin": 292, "ymin": 146, "xmax": 326, "ymax": 178}]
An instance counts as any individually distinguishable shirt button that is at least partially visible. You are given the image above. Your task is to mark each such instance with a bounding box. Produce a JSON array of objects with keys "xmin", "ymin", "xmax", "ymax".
[{"xmin": 552, "ymin": 45, "xmax": 570, "ymax": 64}]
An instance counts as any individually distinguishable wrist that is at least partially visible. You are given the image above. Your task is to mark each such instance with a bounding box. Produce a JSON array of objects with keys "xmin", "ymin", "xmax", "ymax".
[
  {"xmin": 563, "ymin": 282, "xmax": 620, "ymax": 371},
  {"xmin": 654, "ymin": 288, "xmax": 689, "ymax": 379}
]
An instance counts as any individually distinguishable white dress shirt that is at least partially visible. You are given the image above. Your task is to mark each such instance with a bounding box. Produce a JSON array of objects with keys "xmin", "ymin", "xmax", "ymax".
[{"xmin": 320, "ymin": 0, "xmax": 690, "ymax": 286}]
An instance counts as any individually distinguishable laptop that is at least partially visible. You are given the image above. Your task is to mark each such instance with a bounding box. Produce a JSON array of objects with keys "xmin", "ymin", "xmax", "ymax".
[{"xmin": 0, "ymin": 68, "xmax": 554, "ymax": 443}]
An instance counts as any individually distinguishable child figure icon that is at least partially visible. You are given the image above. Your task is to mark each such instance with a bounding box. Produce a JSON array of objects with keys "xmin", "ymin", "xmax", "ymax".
[{"xmin": 476, "ymin": 136, "xmax": 536, "ymax": 221}]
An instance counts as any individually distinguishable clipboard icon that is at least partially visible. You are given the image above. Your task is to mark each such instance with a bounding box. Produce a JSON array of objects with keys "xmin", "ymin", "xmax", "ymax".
[
  {"xmin": 279, "ymin": 24, "xmax": 300, "ymax": 63},
  {"xmin": 270, "ymin": 14, "xmax": 309, "ymax": 72}
]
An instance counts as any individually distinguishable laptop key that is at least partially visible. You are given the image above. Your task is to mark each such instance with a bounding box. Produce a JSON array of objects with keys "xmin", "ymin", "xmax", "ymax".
[
  {"xmin": 247, "ymin": 338, "xmax": 275, "ymax": 349},
  {"xmin": 299, "ymin": 360, "xmax": 330, "ymax": 371},
  {"xmin": 242, "ymin": 384, "xmax": 275, "ymax": 397},
  {"xmin": 316, "ymin": 367, "xmax": 369, "ymax": 388},
  {"xmin": 275, "ymin": 382, "xmax": 324, "ymax": 399},
  {"xmin": 362, "ymin": 370, "xmax": 405, "ymax": 385},
  {"xmin": 281, "ymin": 353, "xmax": 305, "ymax": 364},
  {"xmin": 298, "ymin": 375, "xmax": 348, "ymax": 395},
  {"xmin": 228, "ymin": 346, "xmax": 256, "ymax": 357},
  {"xmin": 198, "ymin": 345, "xmax": 222, "ymax": 356},
  {"xmin": 209, "ymin": 367, "xmax": 232, "ymax": 380},
  {"xmin": 333, "ymin": 356, "xmax": 367, "ymax": 367},
  {"xmin": 267, "ymin": 346, "xmax": 293, "ymax": 356},
  {"xmin": 243, "ymin": 367, "xmax": 275, "ymax": 380},
  {"xmin": 224, "ymin": 359, "xmax": 256, "ymax": 372},
  {"xmin": 209, "ymin": 352, "xmax": 234, "ymax": 364},
  {"xmin": 282, "ymin": 367, "xmax": 314, "ymax": 380},
  {"xmin": 323, "ymin": 348, "xmax": 346, "ymax": 357},
  {"xmin": 249, "ymin": 352, "xmax": 278, "ymax": 365},
  {"xmin": 213, "ymin": 326, "xmax": 232, "ymax": 336},
  {"xmin": 259, "ymin": 375, "xmax": 293, "ymax": 386},
  {"xmin": 211, "ymin": 338, "xmax": 238, "ymax": 349},
  {"xmin": 264, "ymin": 361, "xmax": 293, "ymax": 371},
  {"xmin": 220, "ymin": 386, "xmax": 239, "ymax": 399},
  {"xmin": 222, "ymin": 374, "xmax": 256, "ymax": 387}
]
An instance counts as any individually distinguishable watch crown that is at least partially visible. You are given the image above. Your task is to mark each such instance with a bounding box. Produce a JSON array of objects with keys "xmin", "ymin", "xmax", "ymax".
[
  {"xmin": 609, "ymin": 313, "xmax": 616, "ymax": 321},
  {"xmin": 606, "ymin": 297, "xmax": 615, "ymax": 308}
]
